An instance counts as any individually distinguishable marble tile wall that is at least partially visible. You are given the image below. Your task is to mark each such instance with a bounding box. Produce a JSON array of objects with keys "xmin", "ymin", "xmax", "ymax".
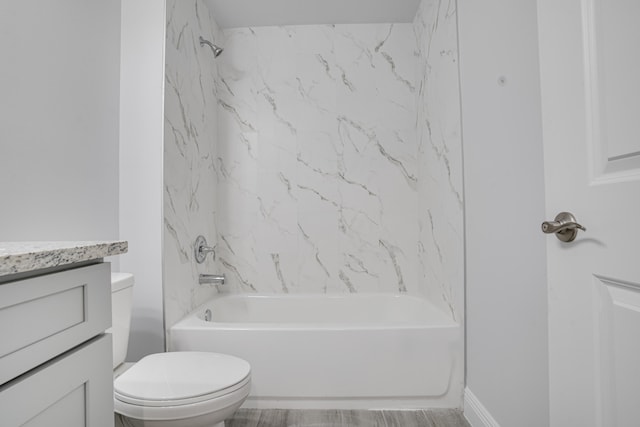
[
  {"xmin": 216, "ymin": 24, "xmax": 420, "ymax": 294},
  {"xmin": 162, "ymin": 0, "xmax": 464, "ymax": 328},
  {"xmin": 413, "ymin": 1, "xmax": 464, "ymax": 321},
  {"xmin": 163, "ymin": 0, "xmax": 223, "ymax": 330}
]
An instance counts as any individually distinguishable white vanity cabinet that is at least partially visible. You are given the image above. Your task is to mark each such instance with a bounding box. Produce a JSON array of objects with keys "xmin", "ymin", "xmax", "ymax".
[{"xmin": 0, "ymin": 241, "xmax": 126, "ymax": 427}]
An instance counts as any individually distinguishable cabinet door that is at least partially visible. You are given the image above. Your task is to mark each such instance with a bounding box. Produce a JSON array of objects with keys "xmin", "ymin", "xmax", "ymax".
[
  {"xmin": 0, "ymin": 263, "xmax": 111, "ymax": 384},
  {"xmin": 0, "ymin": 334, "xmax": 114, "ymax": 427}
]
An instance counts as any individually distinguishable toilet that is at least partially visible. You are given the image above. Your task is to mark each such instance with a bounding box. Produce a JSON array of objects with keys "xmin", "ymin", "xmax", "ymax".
[{"xmin": 110, "ymin": 273, "xmax": 251, "ymax": 427}]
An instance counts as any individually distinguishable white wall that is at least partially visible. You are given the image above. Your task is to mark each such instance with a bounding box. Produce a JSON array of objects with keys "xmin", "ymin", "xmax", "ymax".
[
  {"xmin": 119, "ymin": 0, "xmax": 167, "ymax": 360},
  {"xmin": 0, "ymin": 1, "xmax": 120, "ymax": 244},
  {"xmin": 458, "ymin": 0, "xmax": 549, "ymax": 425}
]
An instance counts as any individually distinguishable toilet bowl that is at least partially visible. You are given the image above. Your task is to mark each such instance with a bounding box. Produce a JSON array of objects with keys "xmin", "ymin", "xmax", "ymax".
[{"xmin": 110, "ymin": 273, "xmax": 251, "ymax": 427}]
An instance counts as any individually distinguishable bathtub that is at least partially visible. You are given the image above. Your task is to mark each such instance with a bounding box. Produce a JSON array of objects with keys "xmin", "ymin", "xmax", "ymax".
[{"xmin": 170, "ymin": 294, "xmax": 461, "ymax": 409}]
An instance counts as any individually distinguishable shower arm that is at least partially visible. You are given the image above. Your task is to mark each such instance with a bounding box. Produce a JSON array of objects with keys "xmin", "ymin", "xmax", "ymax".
[
  {"xmin": 199, "ymin": 36, "xmax": 213, "ymax": 50},
  {"xmin": 199, "ymin": 36, "xmax": 222, "ymax": 57}
]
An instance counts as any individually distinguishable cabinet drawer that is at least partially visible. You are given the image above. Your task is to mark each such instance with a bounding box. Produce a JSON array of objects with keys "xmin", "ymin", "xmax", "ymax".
[
  {"xmin": 0, "ymin": 263, "xmax": 111, "ymax": 385},
  {"xmin": 0, "ymin": 334, "xmax": 114, "ymax": 427}
]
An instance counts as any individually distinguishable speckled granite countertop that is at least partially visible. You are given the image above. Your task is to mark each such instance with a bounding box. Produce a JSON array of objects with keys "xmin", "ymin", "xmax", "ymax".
[{"xmin": 0, "ymin": 241, "xmax": 128, "ymax": 276}]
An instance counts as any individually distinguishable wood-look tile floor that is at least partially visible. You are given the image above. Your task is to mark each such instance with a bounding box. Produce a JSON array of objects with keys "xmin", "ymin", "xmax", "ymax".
[{"xmin": 226, "ymin": 409, "xmax": 470, "ymax": 427}]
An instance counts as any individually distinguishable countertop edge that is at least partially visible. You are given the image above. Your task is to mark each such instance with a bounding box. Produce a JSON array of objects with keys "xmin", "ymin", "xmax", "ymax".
[{"xmin": 0, "ymin": 241, "xmax": 128, "ymax": 276}]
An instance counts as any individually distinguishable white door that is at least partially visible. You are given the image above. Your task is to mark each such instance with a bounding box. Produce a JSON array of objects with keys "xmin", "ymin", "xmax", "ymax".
[{"xmin": 538, "ymin": 1, "xmax": 640, "ymax": 426}]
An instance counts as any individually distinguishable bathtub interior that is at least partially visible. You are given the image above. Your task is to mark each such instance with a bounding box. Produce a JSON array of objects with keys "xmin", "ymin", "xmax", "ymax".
[{"xmin": 194, "ymin": 294, "xmax": 457, "ymax": 326}]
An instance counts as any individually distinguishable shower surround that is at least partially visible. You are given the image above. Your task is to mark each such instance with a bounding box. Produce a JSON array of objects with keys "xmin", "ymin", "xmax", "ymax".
[
  {"xmin": 163, "ymin": 0, "xmax": 464, "ymax": 402},
  {"xmin": 216, "ymin": 23, "xmax": 420, "ymax": 295},
  {"xmin": 163, "ymin": 0, "xmax": 224, "ymax": 329},
  {"xmin": 214, "ymin": 0, "xmax": 464, "ymax": 323},
  {"xmin": 414, "ymin": 0, "xmax": 464, "ymax": 322}
]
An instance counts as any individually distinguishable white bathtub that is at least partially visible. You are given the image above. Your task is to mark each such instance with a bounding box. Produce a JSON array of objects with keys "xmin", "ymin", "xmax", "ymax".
[{"xmin": 170, "ymin": 294, "xmax": 461, "ymax": 409}]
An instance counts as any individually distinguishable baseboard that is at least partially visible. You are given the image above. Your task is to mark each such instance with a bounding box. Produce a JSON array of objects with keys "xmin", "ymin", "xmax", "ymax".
[{"xmin": 464, "ymin": 387, "xmax": 500, "ymax": 427}]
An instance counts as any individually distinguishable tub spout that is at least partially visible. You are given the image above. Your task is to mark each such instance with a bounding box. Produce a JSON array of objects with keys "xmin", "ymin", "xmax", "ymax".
[{"xmin": 199, "ymin": 274, "xmax": 225, "ymax": 285}]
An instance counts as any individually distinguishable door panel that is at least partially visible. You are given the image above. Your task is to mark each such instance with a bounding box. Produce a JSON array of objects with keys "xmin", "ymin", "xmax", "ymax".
[
  {"xmin": 538, "ymin": 0, "xmax": 640, "ymax": 425},
  {"xmin": 584, "ymin": 0, "xmax": 640, "ymax": 179},
  {"xmin": 595, "ymin": 277, "xmax": 640, "ymax": 426}
]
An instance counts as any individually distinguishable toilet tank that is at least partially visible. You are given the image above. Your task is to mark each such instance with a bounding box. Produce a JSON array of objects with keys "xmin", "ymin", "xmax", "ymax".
[{"xmin": 109, "ymin": 273, "xmax": 134, "ymax": 369}]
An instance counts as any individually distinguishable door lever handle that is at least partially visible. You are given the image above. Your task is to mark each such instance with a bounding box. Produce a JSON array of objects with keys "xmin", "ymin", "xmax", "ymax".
[
  {"xmin": 541, "ymin": 212, "xmax": 586, "ymax": 242},
  {"xmin": 541, "ymin": 221, "xmax": 586, "ymax": 234}
]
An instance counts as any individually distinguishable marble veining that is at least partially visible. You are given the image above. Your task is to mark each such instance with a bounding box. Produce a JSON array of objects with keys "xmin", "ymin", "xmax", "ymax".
[
  {"xmin": 163, "ymin": 0, "xmax": 223, "ymax": 331},
  {"xmin": 217, "ymin": 23, "xmax": 419, "ymax": 295},
  {"xmin": 414, "ymin": 0, "xmax": 464, "ymax": 323},
  {"xmin": 0, "ymin": 241, "xmax": 128, "ymax": 276}
]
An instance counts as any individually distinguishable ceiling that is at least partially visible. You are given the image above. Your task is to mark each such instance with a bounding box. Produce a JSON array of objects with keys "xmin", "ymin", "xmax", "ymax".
[{"xmin": 203, "ymin": 0, "xmax": 422, "ymax": 29}]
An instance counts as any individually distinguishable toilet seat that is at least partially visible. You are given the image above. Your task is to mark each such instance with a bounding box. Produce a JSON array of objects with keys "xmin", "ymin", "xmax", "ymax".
[
  {"xmin": 114, "ymin": 351, "xmax": 251, "ymax": 421},
  {"xmin": 114, "ymin": 376, "xmax": 251, "ymax": 422},
  {"xmin": 116, "ymin": 373, "xmax": 251, "ymax": 406}
]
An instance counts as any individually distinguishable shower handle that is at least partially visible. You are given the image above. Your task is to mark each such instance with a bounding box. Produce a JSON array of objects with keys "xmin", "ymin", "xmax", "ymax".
[{"xmin": 195, "ymin": 235, "xmax": 215, "ymax": 263}]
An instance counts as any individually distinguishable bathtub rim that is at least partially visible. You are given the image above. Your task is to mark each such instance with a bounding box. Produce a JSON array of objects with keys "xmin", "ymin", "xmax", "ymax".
[{"xmin": 171, "ymin": 292, "xmax": 459, "ymax": 331}]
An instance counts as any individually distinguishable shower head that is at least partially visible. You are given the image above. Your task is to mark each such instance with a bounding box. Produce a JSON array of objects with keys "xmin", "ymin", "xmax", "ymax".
[{"xmin": 199, "ymin": 36, "xmax": 223, "ymax": 58}]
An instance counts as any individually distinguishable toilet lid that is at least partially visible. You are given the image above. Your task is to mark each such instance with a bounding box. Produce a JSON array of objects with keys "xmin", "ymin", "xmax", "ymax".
[{"xmin": 114, "ymin": 352, "xmax": 251, "ymax": 406}]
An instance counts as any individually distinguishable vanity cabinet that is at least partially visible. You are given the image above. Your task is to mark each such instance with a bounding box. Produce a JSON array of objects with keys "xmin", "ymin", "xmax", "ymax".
[{"xmin": 0, "ymin": 246, "xmax": 122, "ymax": 427}]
